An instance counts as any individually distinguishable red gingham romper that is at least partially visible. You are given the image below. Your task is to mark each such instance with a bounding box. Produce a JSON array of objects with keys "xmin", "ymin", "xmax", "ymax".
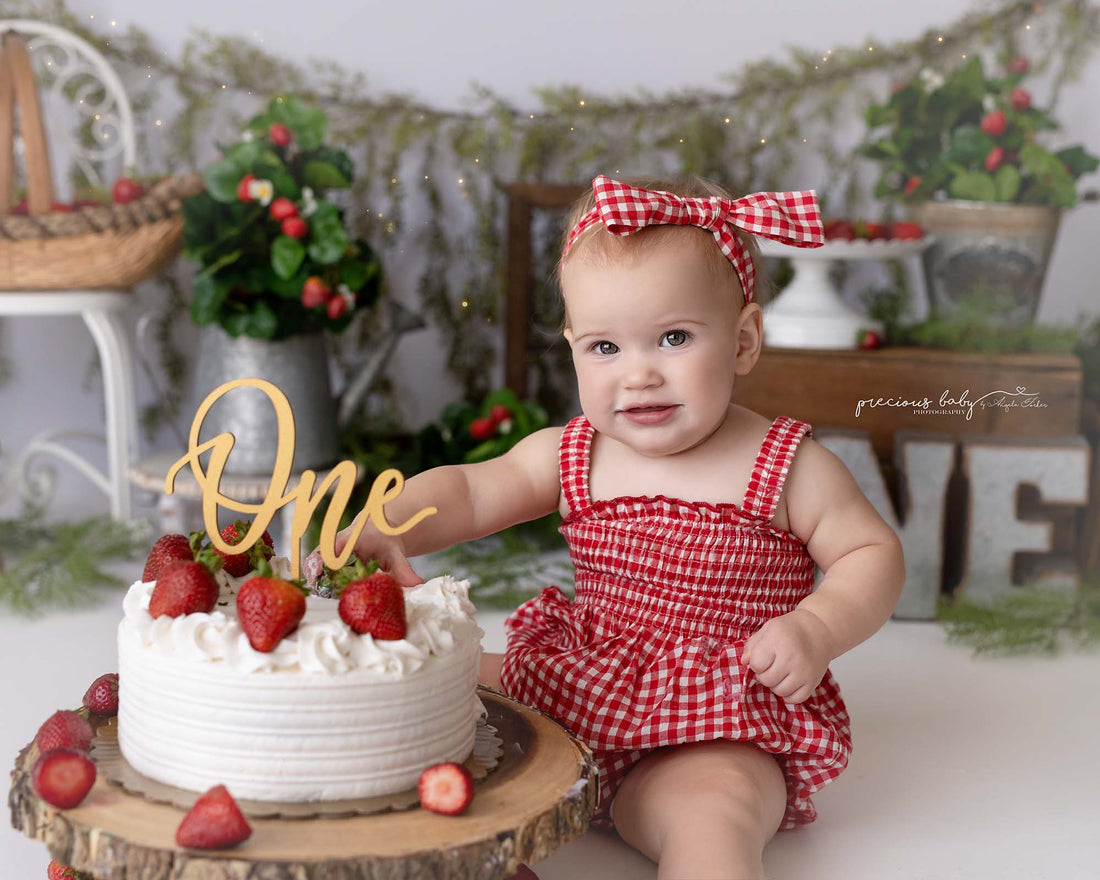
[{"xmin": 500, "ymin": 414, "xmax": 852, "ymax": 830}]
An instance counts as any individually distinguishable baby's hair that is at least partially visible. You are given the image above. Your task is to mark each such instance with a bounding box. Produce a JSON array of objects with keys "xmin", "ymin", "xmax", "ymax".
[{"xmin": 557, "ymin": 175, "xmax": 768, "ymax": 310}]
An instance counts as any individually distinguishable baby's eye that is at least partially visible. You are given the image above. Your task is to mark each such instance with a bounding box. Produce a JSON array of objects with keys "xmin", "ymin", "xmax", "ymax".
[
  {"xmin": 661, "ymin": 330, "xmax": 690, "ymax": 347},
  {"xmin": 592, "ymin": 340, "xmax": 620, "ymax": 355}
]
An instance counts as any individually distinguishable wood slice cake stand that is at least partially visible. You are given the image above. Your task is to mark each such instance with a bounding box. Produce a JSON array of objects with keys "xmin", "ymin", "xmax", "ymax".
[{"xmin": 10, "ymin": 688, "xmax": 600, "ymax": 879}]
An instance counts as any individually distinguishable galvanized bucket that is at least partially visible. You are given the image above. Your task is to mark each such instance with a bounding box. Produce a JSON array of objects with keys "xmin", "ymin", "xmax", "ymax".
[
  {"xmin": 910, "ymin": 200, "xmax": 1061, "ymax": 325},
  {"xmin": 193, "ymin": 327, "xmax": 340, "ymax": 475}
]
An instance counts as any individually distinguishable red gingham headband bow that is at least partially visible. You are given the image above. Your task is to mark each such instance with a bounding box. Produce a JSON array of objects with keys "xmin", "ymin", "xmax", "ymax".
[{"xmin": 562, "ymin": 175, "xmax": 825, "ymax": 303}]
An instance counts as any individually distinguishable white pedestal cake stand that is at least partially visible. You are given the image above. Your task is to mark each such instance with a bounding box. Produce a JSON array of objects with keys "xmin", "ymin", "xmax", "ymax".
[{"xmin": 759, "ymin": 237, "xmax": 933, "ymax": 349}]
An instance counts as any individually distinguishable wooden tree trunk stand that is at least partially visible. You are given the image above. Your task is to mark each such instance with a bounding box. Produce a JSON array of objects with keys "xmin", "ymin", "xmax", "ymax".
[{"xmin": 10, "ymin": 688, "xmax": 599, "ymax": 879}]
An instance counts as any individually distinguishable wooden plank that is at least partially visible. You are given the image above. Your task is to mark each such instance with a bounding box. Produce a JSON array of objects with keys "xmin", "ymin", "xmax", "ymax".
[{"xmin": 735, "ymin": 347, "xmax": 1083, "ymax": 462}]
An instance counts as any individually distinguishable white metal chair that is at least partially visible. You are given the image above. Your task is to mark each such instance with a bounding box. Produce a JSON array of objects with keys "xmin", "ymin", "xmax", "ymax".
[{"xmin": 0, "ymin": 19, "xmax": 140, "ymax": 519}]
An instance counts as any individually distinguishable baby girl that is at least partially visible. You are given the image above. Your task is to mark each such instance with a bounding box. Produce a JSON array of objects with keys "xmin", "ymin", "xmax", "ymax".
[{"xmin": 325, "ymin": 175, "xmax": 904, "ymax": 879}]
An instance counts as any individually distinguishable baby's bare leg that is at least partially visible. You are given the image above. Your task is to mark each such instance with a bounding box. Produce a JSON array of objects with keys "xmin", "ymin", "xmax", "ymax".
[
  {"xmin": 610, "ymin": 740, "xmax": 786, "ymax": 880},
  {"xmin": 479, "ymin": 652, "xmax": 504, "ymax": 690}
]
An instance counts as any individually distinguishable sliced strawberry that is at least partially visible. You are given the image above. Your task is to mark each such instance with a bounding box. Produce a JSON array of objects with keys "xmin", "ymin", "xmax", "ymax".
[
  {"xmin": 149, "ymin": 560, "xmax": 219, "ymax": 618},
  {"xmin": 338, "ymin": 572, "xmax": 407, "ymax": 640},
  {"xmin": 236, "ymin": 576, "xmax": 307, "ymax": 652},
  {"xmin": 82, "ymin": 673, "xmax": 120, "ymax": 716},
  {"xmin": 175, "ymin": 784, "xmax": 252, "ymax": 849},
  {"xmin": 47, "ymin": 861, "xmax": 85, "ymax": 879},
  {"xmin": 32, "ymin": 748, "xmax": 96, "ymax": 809},
  {"xmin": 418, "ymin": 762, "xmax": 474, "ymax": 815},
  {"xmin": 216, "ymin": 521, "xmax": 275, "ymax": 577},
  {"xmin": 142, "ymin": 533, "xmax": 194, "ymax": 583},
  {"xmin": 36, "ymin": 710, "xmax": 93, "ymax": 753}
]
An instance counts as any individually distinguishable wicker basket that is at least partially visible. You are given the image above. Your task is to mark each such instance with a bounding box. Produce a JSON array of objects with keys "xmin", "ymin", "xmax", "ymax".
[{"xmin": 0, "ymin": 29, "xmax": 203, "ymax": 290}]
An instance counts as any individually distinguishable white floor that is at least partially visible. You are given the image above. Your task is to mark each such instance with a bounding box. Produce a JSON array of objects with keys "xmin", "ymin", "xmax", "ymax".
[{"xmin": 4, "ymin": 554, "xmax": 1100, "ymax": 878}]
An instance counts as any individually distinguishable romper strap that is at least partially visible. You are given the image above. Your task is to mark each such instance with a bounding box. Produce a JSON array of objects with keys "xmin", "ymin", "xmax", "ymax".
[
  {"xmin": 559, "ymin": 415, "xmax": 594, "ymax": 518},
  {"xmin": 741, "ymin": 416, "xmax": 813, "ymax": 523}
]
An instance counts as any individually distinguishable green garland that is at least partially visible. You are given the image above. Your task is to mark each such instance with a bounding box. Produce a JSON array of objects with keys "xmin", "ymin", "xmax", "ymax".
[
  {"xmin": 0, "ymin": 513, "xmax": 149, "ymax": 615},
  {"xmin": 939, "ymin": 572, "xmax": 1100, "ymax": 655},
  {"xmin": 2, "ymin": 0, "xmax": 1096, "ymax": 422}
]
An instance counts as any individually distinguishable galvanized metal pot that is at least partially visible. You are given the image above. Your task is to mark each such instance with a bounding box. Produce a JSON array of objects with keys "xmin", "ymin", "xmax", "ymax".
[
  {"xmin": 910, "ymin": 200, "xmax": 1061, "ymax": 326},
  {"xmin": 193, "ymin": 327, "xmax": 340, "ymax": 475}
]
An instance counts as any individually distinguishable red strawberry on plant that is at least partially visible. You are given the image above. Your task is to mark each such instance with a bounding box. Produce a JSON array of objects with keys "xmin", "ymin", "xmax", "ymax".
[
  {"xmin": 903, "ymin": 176, "xmax": 922, "ymax": 196},
  {"xmin": 236, "ymin": 567, "xmax": 308, "ymax": 652},
  {"xmin": 488, "ymin": 404, "xmax": 512, "ymax": 425},
  {"xmin": 980, "ymin": 110, "xmax": 1007, "ymax": 137},
  {"xmin": 281, "ymin": 216, "xmax": 307, "ymax": 238},
  {"xmin": 82, "ymin": 673, "xmax": 120, "ymax": 716},
  {"xmin": 36, "ymin": 710, "xmax": 94, "ymax": 753},
  {"xmin": 469, "ymin": 417, "xmax": 495, "ymax": 440},
  {"xmin": 985, "ymin": 146, "xmax": 1005, "ymax": 172},
  {"xmin": 418, "ymin": 762, "xmax": 474, "ymax": 815},
  {"xmin": 236, "ymin": 173, "xmax": 257, "ymax": 202},
  {"xmin": 1011, "ymin": 87, "xmax": 1031, "ymax": 111},
  {"xmin": 1009, "ymin": 56, "xmax": 1030, "ymax": 74},
  {"xmin": 142, "ymin": 533, "xmax": 194, "ymax": 583},
  {"xmin": 301, "ymin": 276, "xmax": 331, "ymax": 309},
  {"xmin": 269, "ymin": 197, "xmax": 298, "ymax": 222},
  {"xmin": 338, "ymin": 571, "xmax": 407, "ymax": 640},
  {"xmin": 111, "ymin": 177, "xmax": 144, "ymax": 204},
  {"xmin": 216, "ymin": 521, "xmax": 275, "ymax": 577},
  {"xmin": 32, "ymin": 748, "xmax": 96, "ymax": 809},
  {"xmin": 175, "ymin": 784, "xmax": 252, "ymax": 849},
  {"xmin": 326, "ymin": 294, "xmax": 349, "ymax": 320},
  {"xmin": 148, "ymin": 558, "xmax": 221, "ymax": 618},
  {"xmin": 268, "ymin": 123, "xmax": 292, "ymax": 147},
  {"xmin": 47, "ymin": 861, "xmax": 85, "ymax": 879}
]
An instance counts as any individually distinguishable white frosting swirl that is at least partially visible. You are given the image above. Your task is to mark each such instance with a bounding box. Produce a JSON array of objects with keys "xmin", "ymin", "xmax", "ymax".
[{"xmin": 120, "ymin": 567, "xmax": 482, "ymax": 677}]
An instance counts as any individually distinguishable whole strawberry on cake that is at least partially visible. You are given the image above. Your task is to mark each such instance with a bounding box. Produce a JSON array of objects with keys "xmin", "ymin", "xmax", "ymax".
[{"xmin": 117, "ymin": 524, "xmax": 484, "ymax": 802}]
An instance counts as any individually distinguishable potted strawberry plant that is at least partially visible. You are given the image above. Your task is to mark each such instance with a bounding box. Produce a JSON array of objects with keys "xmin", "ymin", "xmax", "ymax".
[
  {"xmin": 182, "ymin": 94, "xmax": 385, "ymax": 473},
  {"xmin": 861, "ymin": 55, "xmax": 1097, "ymax": 324}
]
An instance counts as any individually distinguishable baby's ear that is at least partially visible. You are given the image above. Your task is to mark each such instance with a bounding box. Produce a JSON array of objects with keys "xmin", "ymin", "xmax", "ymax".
[
  {"xmin": 734, "ymin": 303, "xmax": 764, "ymax": 375},
  {"xmin": 563, "ymin": 327, "xmax": 574, "ymax": 345}
]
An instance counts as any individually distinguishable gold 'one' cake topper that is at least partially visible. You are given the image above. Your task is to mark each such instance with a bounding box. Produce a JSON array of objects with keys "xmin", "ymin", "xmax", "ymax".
[{"xmin": 165, "ymin": 378, "xmax": 436, "ymax": 578}]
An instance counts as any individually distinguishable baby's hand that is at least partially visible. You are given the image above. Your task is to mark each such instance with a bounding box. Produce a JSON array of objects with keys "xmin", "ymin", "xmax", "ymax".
[
  {"xmin": 305, "ymin": 516, "xmax": 424, "ymax": 589},
  {"xmin": 742, "ymin": 609, "xmax": 835, "ymax": 704}
]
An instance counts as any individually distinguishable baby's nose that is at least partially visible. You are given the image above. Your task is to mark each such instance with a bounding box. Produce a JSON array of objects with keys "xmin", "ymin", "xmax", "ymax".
[{"xmin": 621, "ymin": 353, "xmax": 662, "ymax": 388}]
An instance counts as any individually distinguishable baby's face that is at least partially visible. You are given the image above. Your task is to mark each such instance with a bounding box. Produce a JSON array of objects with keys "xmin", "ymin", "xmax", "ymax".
[{"xmin": 562, "ymin": 239, "xmax": 745, "ymax": 458}]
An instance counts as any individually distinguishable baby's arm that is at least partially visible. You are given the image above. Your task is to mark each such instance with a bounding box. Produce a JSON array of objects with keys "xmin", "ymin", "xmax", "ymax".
[
  {"xmin": 326, "ymin": 426, "xmax": 564, "ymax": 585},
  {"xmin": 743, "ymin": 438, "xmax": 905, "ymax": 703}
]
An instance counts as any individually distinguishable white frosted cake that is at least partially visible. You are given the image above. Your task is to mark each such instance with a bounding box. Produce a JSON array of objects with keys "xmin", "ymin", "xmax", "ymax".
[{"xmin": 117, "ymin": 563, "xmax": 484, "ymax": 802}]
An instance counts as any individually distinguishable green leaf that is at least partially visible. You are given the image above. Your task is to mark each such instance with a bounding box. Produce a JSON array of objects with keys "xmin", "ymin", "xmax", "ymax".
[
  {"xmin": 1055, "ymin": 145, "xmax": 1100, "ymax": 178},
  {"xmin": 307, "ymin": 212, "xmax": 348, "ymax": 265},
  {"xmin": 860, "ymin": 138, "xmax": 900, "ymax": 160},
  {"xmin": 271, "ymin": 235, "xmax": 306, "ymax": 279},
  {"xmin": 303, "ymin": 160, "xmax": 351, "ymax": 190},
  {"xmin": 204, "ymin": 160, "xmax": 244, "ymax": 203},
  {"xmin": 191, "ymin": 274, "xmax": 231, "ymax": 325},
  {"xmin": 304, "ymin": 146, "xmax": 355, "ymax": 188},
  {"xmin": 993, "ymin": 164, "xmax": 1021, "ymax": 202},
  {"xmin": 222, "ymin": 140, "xmax": 264, "ymax": 170},
  {"xmin": 947, "ymin": 124, "xmax": 994, "ymax": 166},
  {"xmin": 337, "ymin": 258, "xmax": 369, "ymax": 292},
  {"xmin": 863, "ymin": 102, "xmax": 893, "ymax": 129},
  {"xmin": 246, "ymin": 301, "xmax": 280, "ymax": 339},
  {"xmin": 269, "ymin": 94, "xmax": 329, "ymax": 151},
  {"xmin": 948, "ymin": 171, "xmax": 997, "ymax": 202}
]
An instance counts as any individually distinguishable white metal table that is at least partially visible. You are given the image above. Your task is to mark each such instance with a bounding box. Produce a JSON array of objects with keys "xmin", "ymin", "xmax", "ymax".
[{"xmin": 0, "ymin": 289, "xmax": 138, "ymax": 518}]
